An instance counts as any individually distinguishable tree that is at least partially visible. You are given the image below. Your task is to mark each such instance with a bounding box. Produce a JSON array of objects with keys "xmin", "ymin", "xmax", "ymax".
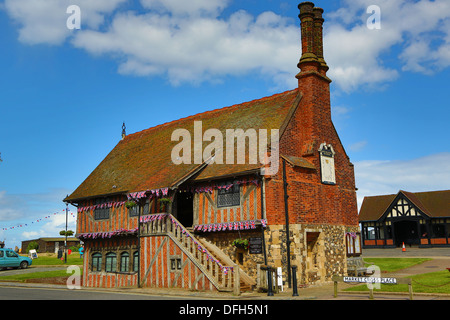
[{"xmin": 27, "ymin": 241, "xmax": 39, "ymax": 253}]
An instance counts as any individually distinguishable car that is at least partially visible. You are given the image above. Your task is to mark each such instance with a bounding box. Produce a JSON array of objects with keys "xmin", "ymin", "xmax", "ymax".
[{"xmin": 0, "ymin": 248, "xmax": 33, "ymax": 270}]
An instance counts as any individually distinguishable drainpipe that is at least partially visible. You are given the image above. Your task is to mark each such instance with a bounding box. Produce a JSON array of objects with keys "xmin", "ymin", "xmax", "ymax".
[
  {"xmin": 137, "ymin": 198, "xmax": 142, "ymax": 288},
  {"xmin": 259, "ymin": 173, "xmax": 268, "ymax": 265},
  {"xmin": 282, "ymin": 159, "xmax": 291, "ymax": 288}
]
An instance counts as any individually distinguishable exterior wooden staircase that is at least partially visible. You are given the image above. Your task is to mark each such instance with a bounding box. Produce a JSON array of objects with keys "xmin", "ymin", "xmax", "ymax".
[
  {"xmin": 197, "ymin": 237, "xmax": 256, "ymax": 292},
  {"xmin": 140, "ymin": 213, "xmax": 246, "ymax": 294}
]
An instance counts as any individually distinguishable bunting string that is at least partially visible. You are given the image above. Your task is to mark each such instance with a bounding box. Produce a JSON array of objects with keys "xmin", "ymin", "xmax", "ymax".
[
  {"xmin": 1, "ymin": 209, "xmax": 77, "ymax": 231},
  {"xmin": 180, "ymin": 179, "xmax": 259, "ymax": 194},
  {"xmin": 77, "ymin": 187, "xmax": 170, "ymax": 213},
  {"xmin": 77, "ymin": 228, "xmax": 138, "ymax": 240},
  {"xmin": 193, "ymin": 219, "xmax": 267, "ymax": 232}
]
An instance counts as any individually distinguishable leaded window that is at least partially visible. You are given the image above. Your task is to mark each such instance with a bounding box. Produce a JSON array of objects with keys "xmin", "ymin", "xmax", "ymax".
[
  {"xmin": 105, "ymin": 252, "xmax": 117, "ymax": 272},
  {"xmin": 217, "ymin": 182, "xmax": 240, "ymax": 207},
  {"xmin": 92, "ymin": 252, "xmax": 102, "ymax": 272},
  {"xmin": 120, "ymin": 252, "xmax": 129, "ymax": 272},
  {"xmin": 94, "ymin": 198, "xmax": 110, "ymax": 220},
  {"xmin": 129, "ymin": 204, "xmax": 139, "ymax": 217},
  {"xmin": 133, "ymin": 251, "xmax": 139, "ymax": 272}
]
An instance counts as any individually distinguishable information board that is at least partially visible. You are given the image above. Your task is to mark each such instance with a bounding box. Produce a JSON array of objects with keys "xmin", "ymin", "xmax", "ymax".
[{"xmin": 249, "ymin": 237, "xmax": 263, "ymax": 254}]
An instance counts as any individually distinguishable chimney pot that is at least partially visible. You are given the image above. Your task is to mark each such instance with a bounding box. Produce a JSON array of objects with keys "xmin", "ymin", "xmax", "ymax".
[
  {"xmin": 298, "ymin": 2, "xmax": 318, "ymax": 66},
  {"xmin": 296, "ymin": 2, "xmax": 329, "ymax": 76},
  {"xmin": 313, "ymin": 7, "xmax": 328, "ymax": 72}
]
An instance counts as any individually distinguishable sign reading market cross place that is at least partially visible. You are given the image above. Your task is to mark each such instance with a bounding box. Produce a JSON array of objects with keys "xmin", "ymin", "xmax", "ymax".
[{"xmin": 343, "ymin": 277, "xmax": 397, "ymax": 284}]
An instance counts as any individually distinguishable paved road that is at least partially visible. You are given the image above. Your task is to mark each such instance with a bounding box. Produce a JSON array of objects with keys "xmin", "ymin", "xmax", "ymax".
[{"xmin": 0, "ymin": 285, "xmax": 192, "ymax": 300}]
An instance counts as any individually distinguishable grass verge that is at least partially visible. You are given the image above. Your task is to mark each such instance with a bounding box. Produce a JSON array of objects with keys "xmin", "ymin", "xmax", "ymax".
[
  {"xmin": 0, "ymin": 269, "xmax": 81, "ymax": 282},
  {"xmin": 363, "ymin": 258, "xmax": 432, "ymax": 273},
  {"xmin": 344, "ymin": 258, "xmax": 450, "ymax": 294},
  {"xmin": 344, "ymin": 270, "xmax": 450, "ymax": 294}
]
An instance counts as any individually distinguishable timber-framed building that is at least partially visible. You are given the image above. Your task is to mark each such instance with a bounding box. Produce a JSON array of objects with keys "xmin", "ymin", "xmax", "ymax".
[
  {"xmin": 359, "ymin": 190, "xmax": 450, "ymax": 248},
  {"xmin": 65, "ymin": 2, "xmax": 360, "ymax": 292}
]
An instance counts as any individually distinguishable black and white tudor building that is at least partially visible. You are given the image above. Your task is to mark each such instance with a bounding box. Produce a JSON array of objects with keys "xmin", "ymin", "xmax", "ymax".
[{"xmin": 359, "ymin": 190, "xmax": 450, "ymax": 248}]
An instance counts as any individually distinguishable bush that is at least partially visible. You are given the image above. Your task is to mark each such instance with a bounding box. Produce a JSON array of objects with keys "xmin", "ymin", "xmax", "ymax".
[{"xmin": 27, "ymin": 241, "xmax": 39, "ymax": 253}]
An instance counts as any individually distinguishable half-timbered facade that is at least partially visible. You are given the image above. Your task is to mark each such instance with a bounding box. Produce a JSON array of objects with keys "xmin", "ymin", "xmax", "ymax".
[
  {"xmin": 359, "ymin": 190, "xmax": 450, "ymax": 248},
  {"xmin": 65, "ymin": 2, "xmax": 360, "ymax": 292}
]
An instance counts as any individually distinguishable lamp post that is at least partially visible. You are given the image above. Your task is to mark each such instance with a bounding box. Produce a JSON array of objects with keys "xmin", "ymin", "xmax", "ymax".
[{"xmin": 64, "ymin": 198, "xmax": 68, "ymax": 264}]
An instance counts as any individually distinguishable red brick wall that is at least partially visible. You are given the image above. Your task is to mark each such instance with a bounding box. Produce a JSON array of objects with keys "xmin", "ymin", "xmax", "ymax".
[{"xmin": 265, "ymin": 69, "xmax": 358, "ymax": 228}]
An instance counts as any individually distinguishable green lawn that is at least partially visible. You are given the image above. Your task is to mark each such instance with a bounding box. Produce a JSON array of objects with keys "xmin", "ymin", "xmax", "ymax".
[
  {"xmin": 344, "ymin": 258, "xmax": 450, "ymax": 294},
  {"xmin": 27, "ymin": 254, "xmax": 84, "ymax": 266},
  {"xmin": 363, "ymin": 258, "xmax": 432, "ymax": 272},
  {"xmin": 344, "ymin": 270, "xmax": 450, "ymax": 294},
  {"xmin": 0, "ymin": 269, "xmax": 81, "ymax": 282}
]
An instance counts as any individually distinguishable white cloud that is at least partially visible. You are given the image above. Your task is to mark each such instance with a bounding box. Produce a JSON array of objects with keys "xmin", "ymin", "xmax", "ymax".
[
  {"xmin": 71, "ymin": 8, "xmax": 299, "ymax": 87},
  {"xmin": 325, "ymin": 0, "xmax": 450, "ymax": 92},
  {"xmin": 3, "ymin": 0, "xmax": 450, "ymax": 91},
  {"xmin": 140, "ymin": 0, "xmax": 229, "ymax": 17},
  {"xmin": 349, "ymin": 140, "xmax": 368, "ymax": 152},
  {"xmin": 354, "ymin": 152, "xmax": 450, "ymax": 209},
  {"xmin": 4, "ymin": 0, "xmax": 126, "ymax": 45}
]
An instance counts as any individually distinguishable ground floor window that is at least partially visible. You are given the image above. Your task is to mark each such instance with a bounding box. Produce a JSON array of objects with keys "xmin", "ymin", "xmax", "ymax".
[
  {"xmin": 92, "ymin": 253, "xmax": 102, "ymax": 272},
  {"xmin": 105, "ymin": 252, "xmax": 117, "ymax": 272},
  {"xmin": 120, "ymin": 252, "xmax": 129, "ymax": 272},
  {"xmin": 90, "ymin": 246, "xmax": 138, "ymax": 273},
  {"xmin": 133, "ymin": 251, "xmax": 139, "ymax": 272}
]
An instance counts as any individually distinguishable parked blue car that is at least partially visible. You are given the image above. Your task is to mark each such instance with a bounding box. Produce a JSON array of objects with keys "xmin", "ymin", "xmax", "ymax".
[{"xmin": 0, "ymin": 248, "xmax": 32, "ymax": 270}]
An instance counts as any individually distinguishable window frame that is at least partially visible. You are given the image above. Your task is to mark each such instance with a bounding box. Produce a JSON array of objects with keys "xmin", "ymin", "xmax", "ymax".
[
  {"xmin": 94, "ymin": 198, "xmax": 110, "ymax": 220},
  {"xmin": 120, "ymin": 252, "xmax": 130, "ymax": 272},
  {"xmin": 91, "ymin": 252, "xmax": 102, "ymax": 272},
  {"xmin": 133, "ymin": 251, "xmax": 139, "ymax": 272},
  {"xmin": 217, "ymin": 182, "xmax": 240, "ymax": 208},
  {"xmin": 105, "ymin": 252, "xmax": 117, "ymax": 273}
]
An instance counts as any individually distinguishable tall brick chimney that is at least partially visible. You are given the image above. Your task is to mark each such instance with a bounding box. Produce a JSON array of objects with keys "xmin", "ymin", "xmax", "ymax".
[
  {"xmin": 296, "ymin": 2, "xmax": 329, "ymax": 77},
  {"xmin": 296, "ymin": 1, "xmax": 332, "ymax": 153}
]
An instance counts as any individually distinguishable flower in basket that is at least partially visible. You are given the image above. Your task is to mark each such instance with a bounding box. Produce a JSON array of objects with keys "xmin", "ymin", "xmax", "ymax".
[
  {"xmin": 158, "ymin": 197, "xmax": 172, "ymax": 212},
  {"xmin": 125, "ymin": 200, "xmax": 137, "ymax": 209},
  {"xmin": 232, "ymin": 238, "xmax": 249, "ymax": 250}
]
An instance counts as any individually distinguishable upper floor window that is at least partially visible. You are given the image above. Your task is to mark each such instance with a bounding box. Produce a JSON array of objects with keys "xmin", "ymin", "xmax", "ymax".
[
  {"xmin": 128, "ymin": 198, "xmax": 152, "ymax": 217},
  {"xmin": 94, "ymin": 198, "xmax": 110, "ymax": 220},
  {"xmin": 128, "ymin": 203, "xmax": 139, "ymax": 217},
  {"xmin": 217, "ymin": 182, "xmax": 240, "ymax": 208}
]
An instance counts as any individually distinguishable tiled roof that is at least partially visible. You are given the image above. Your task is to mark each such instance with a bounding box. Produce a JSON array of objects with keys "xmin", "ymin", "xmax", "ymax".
[
  {"xmin": 66, "ymin": 89, "xmax": 300, "ymax": 201},
  {"xmin": 359, "ymin": 190, "xmax": 450, "ymax": 221}
]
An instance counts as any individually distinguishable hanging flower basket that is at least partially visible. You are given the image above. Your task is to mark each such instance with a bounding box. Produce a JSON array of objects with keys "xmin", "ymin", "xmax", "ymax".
[
  {"xmin": 158, "ymin": 197, "xmax": 172, "ymax": 212},
  {"xmin": 232, "ymin": 238, "xmax": 249, "ymax": 250},
  {"xmin": 125, "ymin": 200, "xmax": 137, "ymax": 209}
]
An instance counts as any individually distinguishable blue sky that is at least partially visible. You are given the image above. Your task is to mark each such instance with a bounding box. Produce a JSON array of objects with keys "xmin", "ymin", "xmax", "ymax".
[{"xmin": 0, "ymin": 0, "xmax": 449, "ymax": 250}]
